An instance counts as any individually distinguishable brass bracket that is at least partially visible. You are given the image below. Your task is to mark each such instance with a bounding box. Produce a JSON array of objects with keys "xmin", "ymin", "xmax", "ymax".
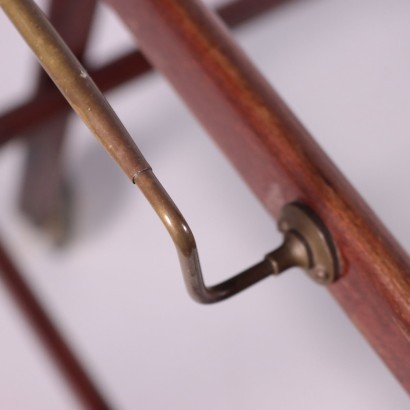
[
  {"xmin": 275, "ymin": 203, "xmax": 339, "ymax": 285},
  {"xmin": 2, "ymin": 0, "xmax": 340, "ymax": 304}
]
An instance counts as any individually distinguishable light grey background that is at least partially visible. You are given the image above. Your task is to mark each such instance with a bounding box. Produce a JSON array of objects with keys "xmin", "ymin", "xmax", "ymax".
[{"xmin": 0, "ymin": 0, "xmax": 409, "ymax": 408}]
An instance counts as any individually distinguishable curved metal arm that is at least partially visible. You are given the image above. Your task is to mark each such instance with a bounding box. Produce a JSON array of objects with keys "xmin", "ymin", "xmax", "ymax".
[
  {"xmin": 2, "ymin": 0, "xmax": 337, "ymax": 303},
  {"xmin": 134, "ymin": 169, "xmax": 312, "ymax": 302}
]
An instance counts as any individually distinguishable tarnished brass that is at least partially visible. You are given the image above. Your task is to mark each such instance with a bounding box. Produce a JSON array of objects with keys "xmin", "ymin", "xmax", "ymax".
[
  {"xmin": 1, "ymin": 0, "xmax": 339, "ymax": 303},
  {"xmin": 276, "ymin": 203, "xmax": 340, "ymax": 284}
]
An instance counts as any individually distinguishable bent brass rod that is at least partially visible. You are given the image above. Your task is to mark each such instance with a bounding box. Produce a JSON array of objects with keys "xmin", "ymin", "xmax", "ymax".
[{"xmin": 1, "ymin": 0, "xmax": 284, "ymax": 303}]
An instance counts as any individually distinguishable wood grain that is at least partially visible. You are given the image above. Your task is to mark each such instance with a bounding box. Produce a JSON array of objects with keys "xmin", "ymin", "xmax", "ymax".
[{"xmin": 104, "ymin": 0, "xmax": 410, "ymax": 391}]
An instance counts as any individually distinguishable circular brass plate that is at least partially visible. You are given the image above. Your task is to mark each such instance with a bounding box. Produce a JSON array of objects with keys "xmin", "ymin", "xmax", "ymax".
[{"xmin": 278, "ymin": 203, "xmax": 339, "ymax": 284}]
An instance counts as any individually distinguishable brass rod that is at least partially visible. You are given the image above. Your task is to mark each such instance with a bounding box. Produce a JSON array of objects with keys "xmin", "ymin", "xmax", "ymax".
[
  {"xmin": 0, "ymin": 0, "xmax": 287, "ymax": 303},
  {"xmin": 0, "ymin": 50, "xmax": 152, "ymax": 146},
  {"xmin": 0, "ymin": 0, "xmax": 149, "ymax": 181}
]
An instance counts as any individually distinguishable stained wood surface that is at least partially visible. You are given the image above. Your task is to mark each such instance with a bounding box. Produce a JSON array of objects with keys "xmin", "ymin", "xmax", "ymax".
[{"xmin": 104, "ymin": 0, "xmax": 410, "ymax": 391}]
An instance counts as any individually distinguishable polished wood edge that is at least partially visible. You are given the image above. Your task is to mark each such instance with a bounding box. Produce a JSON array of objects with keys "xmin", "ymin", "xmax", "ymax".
[{"xmin": 104, "ymin": 0, "xmax": 410, "ymax": 391}]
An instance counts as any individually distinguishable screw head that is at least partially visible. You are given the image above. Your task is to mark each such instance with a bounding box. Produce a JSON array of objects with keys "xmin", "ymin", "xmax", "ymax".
[
  {"xmin": 310, "ymin": 266, "xmax": 330, "ymax": 284},
  {"xmin": 278, "ymin": 219, "xmax": 290, "ymax": 233}
]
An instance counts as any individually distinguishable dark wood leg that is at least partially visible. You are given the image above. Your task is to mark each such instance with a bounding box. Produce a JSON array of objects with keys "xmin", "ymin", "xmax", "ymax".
[
  {"xmin": 218, "ymin": 0, "xmax": 300, "ymax": 26},
  {"xmin": 0, "ymin": 240, "xmax": 111, "ymax": 409},
  {"xmin": 19, "ymin": 0, "xmax": 97, "ymax": 244}
]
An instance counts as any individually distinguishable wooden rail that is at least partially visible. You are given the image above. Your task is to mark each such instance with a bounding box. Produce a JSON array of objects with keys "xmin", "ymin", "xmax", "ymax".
[{"xmin": 104, "ymin": 0, "xmax": 410, "ymax": 391}]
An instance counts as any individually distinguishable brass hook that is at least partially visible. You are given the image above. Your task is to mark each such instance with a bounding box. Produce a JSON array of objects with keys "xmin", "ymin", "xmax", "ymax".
[{"xmin": 1, "ymin": 0, "xmax": 340, "ymax": 303}]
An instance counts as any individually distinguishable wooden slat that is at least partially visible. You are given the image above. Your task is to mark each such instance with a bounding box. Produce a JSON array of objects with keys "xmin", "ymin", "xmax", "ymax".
[
  {"xmin": 104, "ymin": 0, "xmax": 410, "ymax": 390},
  {"xmin": 0, "ymin": 240, "xmax": 111, "ymax": 410}
]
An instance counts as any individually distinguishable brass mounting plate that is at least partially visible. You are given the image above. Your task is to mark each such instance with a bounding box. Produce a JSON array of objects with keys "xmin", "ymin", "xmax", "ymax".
[{"xmin": 278, "ymin": 203, "xmax": 340, "ymax": 284}]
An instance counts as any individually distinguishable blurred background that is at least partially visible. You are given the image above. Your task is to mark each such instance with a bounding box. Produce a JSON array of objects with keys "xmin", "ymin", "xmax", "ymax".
[{"xmin": 0, "ymin": 0, "xmax": 409, "ymax": 408}]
